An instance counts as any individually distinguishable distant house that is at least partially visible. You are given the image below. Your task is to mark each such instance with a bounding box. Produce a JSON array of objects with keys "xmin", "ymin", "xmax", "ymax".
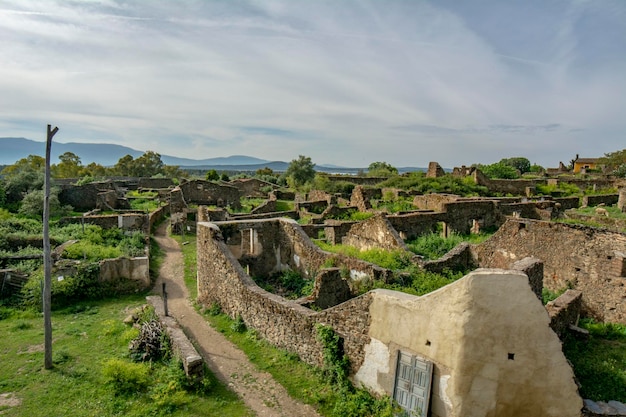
[{"xmin": 573, "ymin": 157, "xmax": 601, "ymax": 173}]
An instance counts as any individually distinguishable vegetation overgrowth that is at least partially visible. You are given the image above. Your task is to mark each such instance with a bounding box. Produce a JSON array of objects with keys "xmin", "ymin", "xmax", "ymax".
[
  {"xmin": 0, "ymin": 295, "xmax": 252, "ymax": 417},
  {"xmin": 314, "ymin": 241, "xmax": 467, "ymax": 296},
  {"xmin": 563, "ymin": 319, "xmax": 626, "ymax": 402}
]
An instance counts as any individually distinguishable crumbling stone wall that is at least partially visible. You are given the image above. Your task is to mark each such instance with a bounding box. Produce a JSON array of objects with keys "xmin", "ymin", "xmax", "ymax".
[
  {"xmin": 178, "ymin": 179, "xmax": 241, "ymax": 209},
  {"xmin": 296, "ymin": 200, "xmax": 329, "ymax": 215},
  {"xmin": 342, "ymin": 214, "xmax": 409, "ymax": 252},
  {"xmin": 324, "ymin": 220, "xmax": 357, "ymax": 244},
  {"xmin": 230, "ymin": 178, "xmax": 277, "ymax": 198},
  {"xmin": 545, "ymin": 289, "xmax": 583, "ymax": 339},
  {"xmin": 137, "ymin": 178, "xmax": 174, "ymax": 189},
  {"xmin": 413, "ymin": 194, "xmax": 459, "ymax": 211},
  {"xmin": 327, "ymin": 175, "xmax": 386, "ymax": 186},
  {"xmin": 307, "ymin": 189, "xmax": 334, "ymax": 203},
  {"xmin": 196, "ymin": 221, "xmax": 373, "ymax": 371},
  {"xmin": 387, "ymin": 211, "xmax": 446, "ymax": 241},
  {"xmin": 59, "ymin": 213, "xmax": 149, "ymax": 232},
  {"xmin": 472, "ymin": 218, "xmax": 626, "ymax": 323},
  {"xmin": 422, "ymin": 242, "xmax": 476, "ymax": 274},
  {"xmin": 350, "ymin": 186, "xmax": 381, "ymax": 211},
  {"xmin": 99, "ymin": 256, "xmax": 150, "ymax": 289},
  {"xmin": 250, "ymin": 199, "xmax": 276, "ymax": 214},
  {"xmin": 618, "ymin": 188, "xmax": 626, "ymax": 212},
  {"xmin": 582, "ymin": 194, "xmax": 619, "ymax": 207},
  {"xmin": 58, "ymin": 181, "xmax": 117, "ymax": 211},
  {"xmin": 426, "ymin": 161, "xmax": 445, "ymax": 178}
]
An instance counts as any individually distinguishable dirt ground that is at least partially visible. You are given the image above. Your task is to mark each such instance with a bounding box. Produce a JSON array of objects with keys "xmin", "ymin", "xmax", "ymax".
[{"xmin": 152, "ymin": 222, "xmax": 321, "ymax": 417}]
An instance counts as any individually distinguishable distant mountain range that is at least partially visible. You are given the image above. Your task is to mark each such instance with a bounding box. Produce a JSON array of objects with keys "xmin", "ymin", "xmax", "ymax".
[{"xmin": 0, "ymin": 137, "xmax": 426, "ymax": 173}]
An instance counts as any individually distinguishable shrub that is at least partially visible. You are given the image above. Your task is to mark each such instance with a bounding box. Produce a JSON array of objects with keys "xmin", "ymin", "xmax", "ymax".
[
  {"xmin": 101, "ymin": 358, "xmax": 151, "ymax": 396},
  {"xmin": 21, "ymin": 263, "xmax": 105, "ymax": 310}
]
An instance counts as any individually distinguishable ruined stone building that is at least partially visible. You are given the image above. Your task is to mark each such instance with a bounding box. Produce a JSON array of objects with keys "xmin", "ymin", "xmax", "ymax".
[{"xmin": 196, "ymin": 218, "xmax": 583, "ymax": 417}]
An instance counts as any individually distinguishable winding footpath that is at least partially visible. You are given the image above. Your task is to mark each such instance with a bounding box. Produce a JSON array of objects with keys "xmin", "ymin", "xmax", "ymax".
[{"xmin": 151, "ymin": 222, "xmax": 321, "ymax": 417}]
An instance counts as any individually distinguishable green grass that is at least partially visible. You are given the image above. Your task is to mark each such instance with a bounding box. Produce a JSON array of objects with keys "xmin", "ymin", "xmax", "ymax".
[
  {"xmin": 406, "ymin": 232, "xmax": 492, "ymax": 260},
  {"xmin": 571, "ymin": 205, "xmax": 626, "ymax": 220},
  {"xmin": 171, "ymin": 232, "xmax": 198, "ymax": 300},
  {"xmin": 563, "ymin": 319, "xmax": 626, "ymax": 402},
  {"xmin": 0, "ymin": 296, "xmax": 252, "ymax": 417}
]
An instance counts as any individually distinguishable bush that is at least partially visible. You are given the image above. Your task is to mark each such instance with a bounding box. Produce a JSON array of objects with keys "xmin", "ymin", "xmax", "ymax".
[
  {"xmin": 21, "ymin": 263, "xmax": 105, "ymax": 310},
  {"xmin": 102, "ymin": 358, "xmax": 150, "ymax": 396}
]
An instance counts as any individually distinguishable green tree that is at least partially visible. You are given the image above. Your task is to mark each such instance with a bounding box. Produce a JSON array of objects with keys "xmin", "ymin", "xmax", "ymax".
[
  {"xmin": 113, "ymin": 154, "xmax": 135, "ymax": 176},
  {"xmin": 132, "ymin": 151, "xmax": 165, "ymax": 177},
  {"xmin": 18, "ymin": 188, "xmax": 71, "ymax": 218},
  {"xmin": 81, "ymin": 162, "xmax": 108, "ymax": 178},
  {"xmin": 367, "ymin": 161, "xmax": 398, "ymax": 177},
  {"xmin": 220, "ymin": 172, "xmax": 230, "ymax": 182},
  {"xmin": 599, "ymin": 149, "xmax": 626, "ymax": 170},
  {"xmin": 284, "ymin": 155, "xmax": 316, "ymax": 189},
  {"xmin": 479, "ymin": 162, "xmax": 519, "ymax": 179},
  {"xmin": 205, "ymin": 169, "xmax": 219, "ymax": 181},
  {"xmin": 256, "ymin": 167, "xmax": 274, "ymax": 176},
  {"xmin": 52, "ymin": 151, "xmax": 83, "ymax": 178},
  {"xmin": 499, "ymin": 157, "xmax": 530, "ymax": 174},
  {"xmin": 1, "ymin": 155, "xmax": 46, "ymax": 207}
]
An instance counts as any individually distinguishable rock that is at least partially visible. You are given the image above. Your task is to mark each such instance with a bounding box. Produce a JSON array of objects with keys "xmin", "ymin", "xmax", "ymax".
[{"xmin": 584, "ymin": 399, "xmax": 603, "ymax": 414}]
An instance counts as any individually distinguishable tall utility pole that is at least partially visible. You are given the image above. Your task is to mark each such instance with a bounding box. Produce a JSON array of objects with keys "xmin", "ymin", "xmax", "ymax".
[{"xmin": 43, "ymin": 124, "xmax": 58, "ymax": 369}]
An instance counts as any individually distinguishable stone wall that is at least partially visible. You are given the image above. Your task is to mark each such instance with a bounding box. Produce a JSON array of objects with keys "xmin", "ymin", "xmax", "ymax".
[
  {"xmin": 59, "ymin": 212, "xmax": 149, "ymax": 232},
  {"xmin": 178, "ymin": 179, "xmax": 241, "ymax": 209},
  {"xmin": 342, "ymin": 214, "xmax": 409, "ymax": 252},
  {"xmin": 545, "ymin": 289, "xmax": 583, "ymax": 339},
  {"xmin": 99, "ymin": 256, "xmax": 150, "ymax": 289},
  {"xmin": 472, "ymin": 218, "xmax": 626, "ymax": 323},
  {"xmin": 582, "ymin": 194, "xmax": 619, "ymax": 207},
  {"xmin": 137, "ymin": 178, "xmax": 174, "ymax": 189},
  {"xmin": 58, "ymin": 181, "xmax": 117, "ymax": 211},
  {"xmin": 148, "ymin": 205, "xmax": 168, "ymax": 232},
  {"xmin": 426, "ymin": 161, "xmax": 446, "ymax": 178},
  {"xmin": 413, "ymin": 194, "xmax": 459, "ymax": 211},
  {"xmin": 422, "ymin": 242, "xmax": 475, "ymax": 274},
  {"xmin": 350, "ymin": 186, "xmax": 381, "ymax": 211},
  {"xmin": 327, "ymin": 175, "xmax": 387, "ymax": 186},
  {"xmin": 230, "ymin": 178, "xmax": 278, "ymax": 198}
]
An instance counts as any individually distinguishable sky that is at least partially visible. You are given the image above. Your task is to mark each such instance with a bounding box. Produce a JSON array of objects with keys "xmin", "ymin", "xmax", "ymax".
[{"xmin": 1, "ymin": 0, "xmax": 625, "ymax": 169}]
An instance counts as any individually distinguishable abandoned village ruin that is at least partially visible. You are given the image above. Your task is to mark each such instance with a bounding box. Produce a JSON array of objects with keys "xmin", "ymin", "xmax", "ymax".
[{"xmin": 4, "ymin": 163, "xmax": 625, "ymax": 417}]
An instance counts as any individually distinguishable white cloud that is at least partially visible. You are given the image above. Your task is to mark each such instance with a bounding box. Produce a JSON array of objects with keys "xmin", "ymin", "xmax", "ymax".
[{"xmin": 0, "ymin": 0, "xmax": 624, "ymax": 168}]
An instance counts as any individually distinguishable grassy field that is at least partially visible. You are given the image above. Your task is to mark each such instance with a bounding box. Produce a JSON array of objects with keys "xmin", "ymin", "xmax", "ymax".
[{"xmin": 0, "ymin": 295, "xmax": 251, "ymax": 417}]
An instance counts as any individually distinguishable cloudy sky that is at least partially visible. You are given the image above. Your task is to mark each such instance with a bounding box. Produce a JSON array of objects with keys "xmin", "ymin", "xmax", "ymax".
[{"xmin": 1, "ymin": 0, "xmax": 624, "ymax": 168}]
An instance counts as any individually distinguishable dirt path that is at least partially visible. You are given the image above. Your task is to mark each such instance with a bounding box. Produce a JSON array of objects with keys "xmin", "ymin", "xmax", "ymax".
[{"xmin": 151, "ymin": 222, "xmax": 321, "ymax": 417}]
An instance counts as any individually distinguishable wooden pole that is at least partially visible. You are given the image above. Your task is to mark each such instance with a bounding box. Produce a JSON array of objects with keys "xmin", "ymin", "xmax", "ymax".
[{"xmin": 43, "ymin": 124, "xmax": 58, "ymax": 370}]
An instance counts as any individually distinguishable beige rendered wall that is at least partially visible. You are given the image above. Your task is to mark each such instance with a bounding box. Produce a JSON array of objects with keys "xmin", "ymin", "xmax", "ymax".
[{"xmin": 355, "ymin": 269, "xmax": 582, "ymax": 417}]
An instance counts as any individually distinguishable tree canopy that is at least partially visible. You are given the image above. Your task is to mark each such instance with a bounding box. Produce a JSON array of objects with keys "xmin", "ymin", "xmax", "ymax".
[
  {"xmin": 284, "ymin": 155, "xmax": 316, "ymax": 189},
  {"xmin": 499, "ymin": 157, "xmax": 530, "ymax": 174},
  {"xmin": 367, "ymin": 161, "xmax": 398, "ymax": 177}
]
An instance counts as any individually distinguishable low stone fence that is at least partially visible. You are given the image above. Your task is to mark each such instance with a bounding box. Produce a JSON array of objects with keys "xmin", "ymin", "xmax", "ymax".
[{"xmin": 146, "ymin": 296, "xmax": 204, "ymax": 379}]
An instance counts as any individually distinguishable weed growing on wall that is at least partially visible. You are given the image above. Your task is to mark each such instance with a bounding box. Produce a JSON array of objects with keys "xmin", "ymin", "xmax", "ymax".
[{"xmin": 315, "ymin": 324, "xmax": 398, "ymax": 417}]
